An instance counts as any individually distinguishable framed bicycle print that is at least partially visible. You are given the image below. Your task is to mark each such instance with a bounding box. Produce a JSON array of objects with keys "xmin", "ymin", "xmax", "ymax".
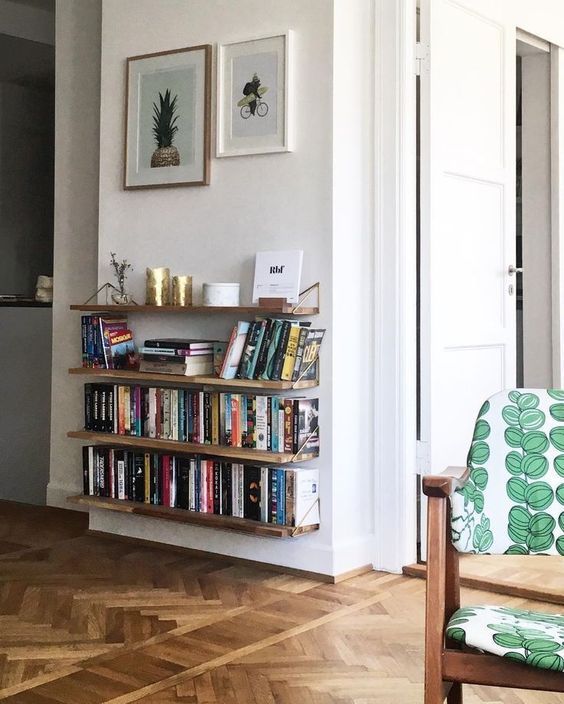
[
  {"xmin": 216, "ymin": 32, "xmax": 292, "ymax": 157},
  {"xmin": 124, "ymin": 44, "xmax": 211, "ymax": 189}
]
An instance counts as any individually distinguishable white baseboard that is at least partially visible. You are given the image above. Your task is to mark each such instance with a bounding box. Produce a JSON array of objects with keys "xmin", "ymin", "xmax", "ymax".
[
  {"xmin": 88, "ymin": 508, "xmax": 374, "ymax": 578},
  {"xmin": 46, "ymin": 483, "xmax": 87, "ymax": 511},
  {"xmin": 331, "ymin": 534, "xmax": 377, "ymax": 575}
]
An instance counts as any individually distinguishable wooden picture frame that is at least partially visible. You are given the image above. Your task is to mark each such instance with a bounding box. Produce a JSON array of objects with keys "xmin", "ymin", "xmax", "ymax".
[
  {"xmin": 216, "ymin": 32, "xmax": 292, "ymax": 157},
  {"xmin": 124, "ymin": 44, "xmax": 211, "ymax": 189}
]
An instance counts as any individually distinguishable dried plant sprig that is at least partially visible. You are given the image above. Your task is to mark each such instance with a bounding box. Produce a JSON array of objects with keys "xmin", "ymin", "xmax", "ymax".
[{"xmin": 110, "ymin": 252, "xmax": 132, "ymax": 294}]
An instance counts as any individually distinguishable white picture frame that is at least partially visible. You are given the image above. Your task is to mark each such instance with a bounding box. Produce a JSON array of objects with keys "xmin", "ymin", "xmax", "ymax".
[{"xmin": 216, "ymin": 32, "xmax": 292, "ymax": 157}]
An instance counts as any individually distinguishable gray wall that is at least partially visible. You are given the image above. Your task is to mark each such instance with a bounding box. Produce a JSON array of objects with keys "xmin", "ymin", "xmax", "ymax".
[
  {"xmin": 0, "ymin": 306, "xmax": 52, "ymax": 504},
  {"xmin": 0, "ymin": 15, "xmax": 55, "ymax": 504},
  {"xmin": 0, "ymin": 80, "xmax": 54, "ymax": 296},
  {"xmin": 47, "ymin": 0, "xmax": 101, "ymax": 507},
  {"xmin": 522, "ymin": 52, "xmax": 553, "ymax": 387}
]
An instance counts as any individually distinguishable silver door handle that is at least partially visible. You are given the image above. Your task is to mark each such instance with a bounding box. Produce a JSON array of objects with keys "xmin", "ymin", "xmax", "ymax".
[{"xmin": 508, "ymin": 265, "xmax": 523, "ymax": 276}]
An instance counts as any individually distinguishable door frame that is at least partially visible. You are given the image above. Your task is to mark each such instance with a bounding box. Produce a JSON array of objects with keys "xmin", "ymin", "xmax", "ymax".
[
  {"xmin": 551, "ymin": 45, "xmax": 564, "ymax": 387},
  {"xmin": 517, "ymin": 30, "xmax": 563, "ymax": 389},
  {"xmin": 372, "ymin": 0, "xmax": 418, "ymax": 573}
]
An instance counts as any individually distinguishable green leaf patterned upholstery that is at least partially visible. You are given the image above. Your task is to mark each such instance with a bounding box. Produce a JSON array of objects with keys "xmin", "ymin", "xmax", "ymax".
[
  {"xmin": 446, "ymin": 605, "xmax": 564, "ymax": 672},
  {"xmin": 451, "ymin": 389, "xmax": 564, "ymax": 555},
  {"xmin": 447, "ymin": 390, "xmax": 564, "ymax": 672}
]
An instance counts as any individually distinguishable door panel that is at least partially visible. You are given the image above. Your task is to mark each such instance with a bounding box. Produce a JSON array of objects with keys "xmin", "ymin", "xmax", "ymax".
[
  {"xmin": 438, "ymin": 175, "xmax": 506, "ymax": 337},
  {"xmin": 419, "ymin": 0, "xmax": 516, "ymax": 483},
  {"xmin": 435, "ymin": 345, "xmax": 507, "ymax": 466},
  {"xmin": 436, "ymin": 4, "xmax": 504, "ymax": 172}
]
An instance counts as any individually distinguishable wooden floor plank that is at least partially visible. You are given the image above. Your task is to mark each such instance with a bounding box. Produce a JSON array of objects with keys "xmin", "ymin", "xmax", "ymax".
[
  {"xmin": 0, "ymin": 502, "xmax": 563, "ymax": 703},
  {"xmin": 403, "ymin": 554, "xmax": 564, "ymax": 604}
]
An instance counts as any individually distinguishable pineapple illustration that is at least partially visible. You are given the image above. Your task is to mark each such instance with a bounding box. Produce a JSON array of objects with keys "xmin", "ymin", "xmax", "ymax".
[{"xmin": 151, "ymin": 89, "xmax": 180, "ymax": 168}]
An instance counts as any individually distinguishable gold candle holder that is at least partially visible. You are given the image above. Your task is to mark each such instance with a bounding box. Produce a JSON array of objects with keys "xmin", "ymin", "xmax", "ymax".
[
  {"xmin": 172, "ymin": 275, "xmax": 193, "ymax": 306},
  {"xmin": 146, "ymin": 267, "xmax": 171, "ymax": 305}
]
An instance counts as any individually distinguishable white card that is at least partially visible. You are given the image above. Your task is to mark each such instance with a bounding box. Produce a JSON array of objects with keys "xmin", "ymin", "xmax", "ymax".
[{"xmin": 252, "ymin": 250, "xmax": 303, "ymax": 303}]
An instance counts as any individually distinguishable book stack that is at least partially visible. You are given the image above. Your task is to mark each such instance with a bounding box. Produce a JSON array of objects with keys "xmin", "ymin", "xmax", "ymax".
[
  {"xmin": 84, "ymin": 384, "xmax": 320, "ymax": 455},
  {"xmin": 81, "ymin": 315, "xmax": 135, "ymax": 369},
  {"xmin": 220, "ymin": 319, "xmax": 325, "ymax": 382},
  {"xmin": 83, "ymin": 446, "xmax": 319, "ymax": 527},
  {"xmin": 139, "ymin": 338, "xmax": 216, "ymax": 376}
]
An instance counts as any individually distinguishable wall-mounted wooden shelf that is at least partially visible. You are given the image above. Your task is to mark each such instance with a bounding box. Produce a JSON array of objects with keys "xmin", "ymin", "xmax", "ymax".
[
  {"xmin": 0, "ymin": 300, "xmax": 52, "ymax": 308},
  {"xmin": 67, "ymin": 430, "xmax": 318, "ymax": 464},
  {"xmin": 70, "ymin": 303, "xmax": 318, "ymax": 316},
  {"xmin": 68, "ymin": 495, "xmax": 318, "ymax": 538},
  {"xmin": 68, "ymin": 367, "xmax": 318, "ymax": 390}
]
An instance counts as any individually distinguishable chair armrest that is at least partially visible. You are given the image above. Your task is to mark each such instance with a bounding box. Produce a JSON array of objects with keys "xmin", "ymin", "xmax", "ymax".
[{"xmin": 422, "ymin": 466, "xmax": 471, "ymax": 498}]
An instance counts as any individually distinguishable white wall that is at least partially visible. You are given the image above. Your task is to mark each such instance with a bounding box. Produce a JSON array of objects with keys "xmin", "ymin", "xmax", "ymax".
[
  {"xmin": 50, "ymin": 0, "xmax": 564, "ymax": 577},
  {"xmin": 509, "ymin": 1, "xmax": 564, "ymax": 48},
  {"xmin": 47, "ymin": 0, "xmax": 101, "ymax": 507},
  {"xmin": 89, "ymin": 0, "xmax": 375, "ymax": 576},
  {"xmin": 97, "ymin": 0, "xmax": 333, "ymax": 310}
]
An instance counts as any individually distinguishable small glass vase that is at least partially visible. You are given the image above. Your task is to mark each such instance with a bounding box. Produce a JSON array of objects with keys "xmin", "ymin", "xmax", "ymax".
[{"xmin": 111, "ymin": 291, "xmax": 133, "ymax": 305}]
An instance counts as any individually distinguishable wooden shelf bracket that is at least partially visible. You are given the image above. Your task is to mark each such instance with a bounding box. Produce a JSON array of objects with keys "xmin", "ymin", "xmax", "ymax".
[
  {"xmin": 290, "ymin": 497, "xmax": 320, "ymax": 537},
  {"xmin": 292, "ymin": 281, "xmax": 320, "ymax": 314}
]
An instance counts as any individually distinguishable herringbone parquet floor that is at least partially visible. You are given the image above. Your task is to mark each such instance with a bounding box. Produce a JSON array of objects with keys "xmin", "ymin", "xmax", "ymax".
[{"xmin": 1, "ymin": 501, "xmax": 563, "ymax": 703}]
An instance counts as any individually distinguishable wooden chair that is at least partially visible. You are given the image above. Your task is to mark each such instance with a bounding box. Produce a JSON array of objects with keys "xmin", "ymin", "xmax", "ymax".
[{"xmin": 422, "ymin": 389, "xmax": 564, "ymax": 703}]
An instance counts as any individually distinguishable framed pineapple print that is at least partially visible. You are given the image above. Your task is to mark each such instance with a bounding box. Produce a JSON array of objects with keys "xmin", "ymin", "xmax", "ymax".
[
  {"xmin": 217, "ymin": 33, "xmax": 292, "ymax": 157},
  {"xmin": 124, "ymin": 45, "xmax": 211, "ymax": 189}
]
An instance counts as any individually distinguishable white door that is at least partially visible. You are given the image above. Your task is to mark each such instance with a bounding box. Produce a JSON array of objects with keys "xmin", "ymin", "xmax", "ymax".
[{"xmin": 419, "ymin": 0, "xmax": 516, "ymax": 480}]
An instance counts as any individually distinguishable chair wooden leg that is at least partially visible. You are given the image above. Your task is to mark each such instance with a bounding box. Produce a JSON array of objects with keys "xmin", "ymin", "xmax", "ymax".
[
  {"xmin": 425, "ymin": 679, "xmax": 446, "ymax": 704},
  {"xmin": 447, "ymin": 682, "xmax": 462, "ymax": 703},
  {"xmin": 424, "ymin": 496, "xmax": 448, "ymax": 704},
  {"xmin": 445, "ymin": 510, "xmax": 462, "ymax": 704}
]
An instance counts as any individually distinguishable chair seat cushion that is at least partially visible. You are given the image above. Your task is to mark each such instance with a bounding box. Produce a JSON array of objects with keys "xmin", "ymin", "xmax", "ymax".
[{"xmin": 446, "ymin": 605, "xmax": 564, "ymax": 672}]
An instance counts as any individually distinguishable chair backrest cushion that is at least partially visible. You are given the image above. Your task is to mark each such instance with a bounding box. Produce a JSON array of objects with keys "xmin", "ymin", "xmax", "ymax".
[{"xmin": 451, "ymin": 389, "xmax": 564, "ymax": 555}]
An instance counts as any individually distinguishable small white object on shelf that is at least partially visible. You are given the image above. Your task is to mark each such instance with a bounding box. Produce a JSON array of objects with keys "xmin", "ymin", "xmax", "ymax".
[
  {"xmin": 252, "ymin": 250, "xmax": 303, "ymax": 303},
  {"xmin": 35, "ymin": 275, "xmax": 53, "ymax": 302},
  {"xmin": 202, "ymin": 282, "xmax": 240, "ymax": 306}
]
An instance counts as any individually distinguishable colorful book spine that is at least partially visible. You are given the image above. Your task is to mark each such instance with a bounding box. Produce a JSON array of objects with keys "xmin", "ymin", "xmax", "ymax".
[
  {"xmin": 281, "ymin": 326, "xmax": 300, "ymax": 381},
  {"xmin": 276, "ymin": 468, "xmax": 285, "ymax": 525},
  {"xmin": 91, "ymin": 451, "xmax": 319, "ymax": 526},
  {"xmin": 82, "ymin": 386, "xmax": 319, "ymax": 458}
]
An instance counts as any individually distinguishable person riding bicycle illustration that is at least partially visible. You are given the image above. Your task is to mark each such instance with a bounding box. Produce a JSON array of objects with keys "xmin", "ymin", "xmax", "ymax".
[
  {"xmin": 238, "ymin": 73, "xmax": 269, "ymax": 119},
  {"xmin": 242, "ymin": 73, "xmax": 262, "ymax": 115}
]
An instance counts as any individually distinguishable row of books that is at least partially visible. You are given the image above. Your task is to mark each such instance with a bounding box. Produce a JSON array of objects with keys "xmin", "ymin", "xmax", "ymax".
[
  {"xmin": 82, "ymin": 446, "xmax": 320, "ymax": 527},
  {"xmin": 84, "ymin": 384, "xmax": 320, "ymax": 455},
  {"xmin": 81, "ymin": 315, "xmax": 135, "ymax": 369},
  {"xmin": 220, "ymin": 319, "xmax": 325, "ymax": 382},
  {"xmin": 80, "ymin": 319, "xmax": 324, "ymax": 383}
]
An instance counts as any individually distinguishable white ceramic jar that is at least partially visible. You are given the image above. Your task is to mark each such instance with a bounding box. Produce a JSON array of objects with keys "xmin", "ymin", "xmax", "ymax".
[{"xmin": 202, "ymin": 282, "xmax": 240, "ymax": 306}]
